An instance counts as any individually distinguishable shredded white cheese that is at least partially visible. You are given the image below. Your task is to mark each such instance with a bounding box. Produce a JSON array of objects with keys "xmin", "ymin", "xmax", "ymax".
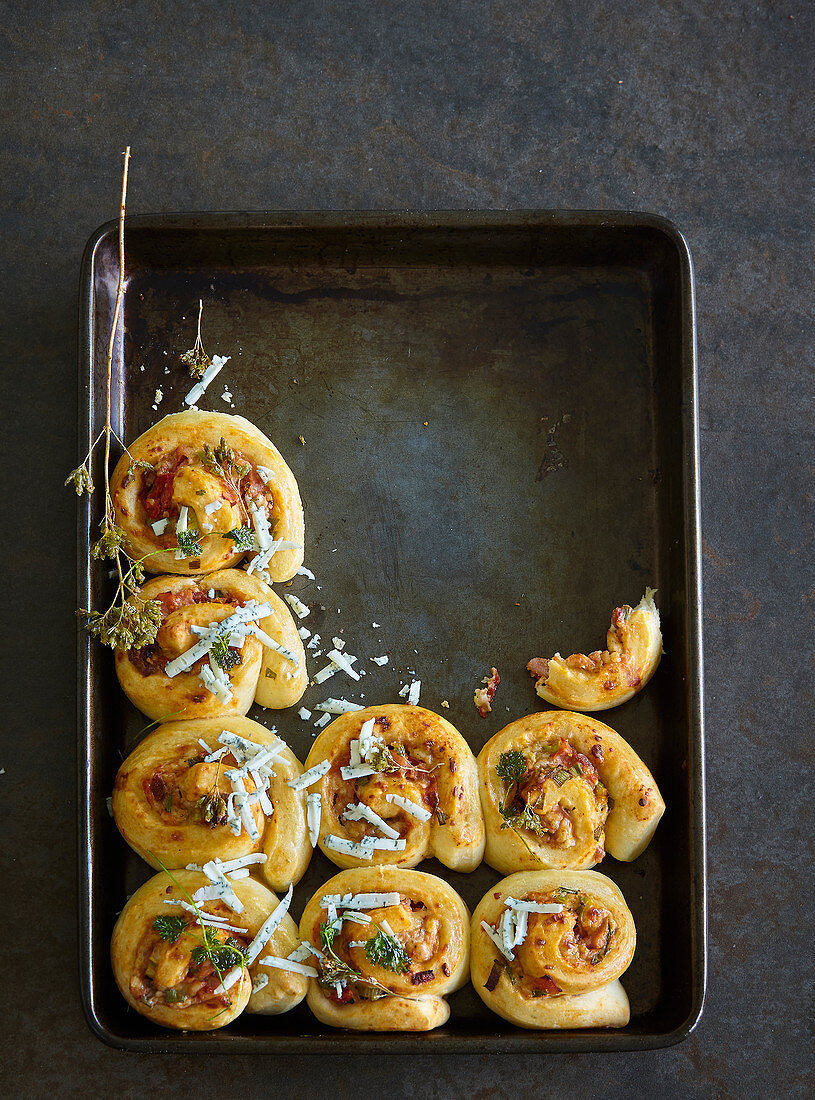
[
  {"xmin": 481, "ymin": 919, "xmax": 514, "ymax": 961},
  {"xmin": 504, "ymin": 897, "xmax": 564, "ymax": 914},
  {"xmin": 324, "ymin": 834, "xmax": 375, "ymax": 860},
  {"xmin": 284, "ymin": 593, "xmax": 311, "ymax": 619},
  {"xmin": 184, "ymin": 353, "xmax": 230, "ymax": 406},
  {"xmin": 342, "ymin": 802, "xmax": 400, "ymax": 840},
  {"xmin": 287, "ymin": 759, "xmax": 330, "ymax": 791},
  {"xmin": 321, "ymin": 892, "xmax": 401, "ymax": 911},
  {"xmin": 385, "ymin": 792, "xmax": 432, "ymax": 823},
  {"xmin": 307, "ymin": 792, "xmax": 321, "ymax": 846},
  {"xmin": 316, "ymin": 698, "xmax": 364, "ymax": 714},
  {"xmin": 244, "ymin": 884, "xmax": 294, "ymax": 966},
  {"xmin": 327, "ymin": 648, "xmax": 360, "ymax": 681},
  {"xmin": 260, "ymin": 955, "xmax": 318, "ymax": 978}
]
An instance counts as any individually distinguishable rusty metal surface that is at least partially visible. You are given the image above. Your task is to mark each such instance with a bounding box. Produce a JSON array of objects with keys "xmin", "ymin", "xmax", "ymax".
[{"xmin": 79, "ymin": 213, "xmax": 703, "ymax": 1052}]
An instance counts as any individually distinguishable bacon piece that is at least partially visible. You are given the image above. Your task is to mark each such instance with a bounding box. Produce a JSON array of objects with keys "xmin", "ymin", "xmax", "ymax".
[
  {"xmin": 410, "ymin": 970, "xmax": 435, "ymax": 985},
  {"xmin": 474, "ymin": 667, "xmax": 500, "ymax": 717},
  {"xmin": 526, "ymin": 657, "xmax": 550, "ymax": 682}
]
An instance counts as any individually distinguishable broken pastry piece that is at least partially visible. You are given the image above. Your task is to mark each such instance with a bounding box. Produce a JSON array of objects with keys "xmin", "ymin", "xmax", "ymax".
[{"xmin": 527, "ymin": 589, "xmax": 663, "ymax": 712}]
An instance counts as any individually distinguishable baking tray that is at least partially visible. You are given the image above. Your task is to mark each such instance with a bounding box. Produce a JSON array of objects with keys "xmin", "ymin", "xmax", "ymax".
[{"xmin": 77, "ymin": 212, "xmax": 706, "ymax": 1053}]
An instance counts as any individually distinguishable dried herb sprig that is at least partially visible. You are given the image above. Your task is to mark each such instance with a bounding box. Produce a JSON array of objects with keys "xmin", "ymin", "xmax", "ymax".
[
  {"xmin": 67, "ymin": 148, "xmax": 163, "ymax": 652},
  {"xmin": 180, "ymin": 299, "xmax": 212, "ymax": 378}
]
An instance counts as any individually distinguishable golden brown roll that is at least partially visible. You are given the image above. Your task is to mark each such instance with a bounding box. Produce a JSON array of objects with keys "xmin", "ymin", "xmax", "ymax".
[
  {"xmin": 299, "ymin": 866, "xmax": 470, "ymax": 1031},
  {"xmin": 527, "ymin": 589, "xmax": 663, "ymax": 711},
  {"xmin": 478, "ymin": 710, "xmax": 664, "ymax": 874},
  {"xmin": 110, "ymin": 410, "xmax": 303, "ymax": 580},
  {"xmin": 111, "ymin": 869, "xmax": 307, "ymax": 1030},
  {"xmin": 301, "ymin": 704, "xmax": 484, "ymax": 872},
  {"xmin": 114, "ymin": 569, "xmax": 306, "ymax": 720},
  {"xmin": 471, "ymin": 870, "xmax": 635, "ymax": 1029},
  {"xmin": 112, "ymin": 716, "xmax": 312, "ymax": 892}
]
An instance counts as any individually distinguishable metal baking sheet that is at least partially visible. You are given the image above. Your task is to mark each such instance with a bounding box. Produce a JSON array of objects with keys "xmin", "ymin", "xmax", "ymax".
[{"xmin": 77, "ymin": 212, "xmax": 706, "ymax": 1053}]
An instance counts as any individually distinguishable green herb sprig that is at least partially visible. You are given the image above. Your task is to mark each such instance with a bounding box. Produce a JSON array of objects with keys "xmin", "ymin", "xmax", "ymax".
[
  {"xmin": 223, "ymin": 525, "xmax": 255, "ymax": 551},
  {"xmin": 153, "ymin": 915, "xmax": 187, "ymax": 943},
  {"xmin": 364, "ymin": 930, "xmax": 410, "ymax": 974}
]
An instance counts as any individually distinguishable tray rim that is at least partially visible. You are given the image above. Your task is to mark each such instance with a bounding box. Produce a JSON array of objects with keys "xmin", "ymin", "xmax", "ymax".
[{"xmin": 77, "ymin": 209, "xmax": 706, "ymax": 1054}]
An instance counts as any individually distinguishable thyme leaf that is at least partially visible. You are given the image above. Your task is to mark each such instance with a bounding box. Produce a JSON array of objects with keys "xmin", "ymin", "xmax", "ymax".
[{"xmin": 65, "ymin": 464, "xmax": 94, "ymax": 496}]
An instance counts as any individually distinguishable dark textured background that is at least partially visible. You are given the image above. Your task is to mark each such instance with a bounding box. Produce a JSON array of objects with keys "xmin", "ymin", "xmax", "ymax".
[{"xmin": 1, "ymin": 1, "xmax": 812, "ymax": 1096}]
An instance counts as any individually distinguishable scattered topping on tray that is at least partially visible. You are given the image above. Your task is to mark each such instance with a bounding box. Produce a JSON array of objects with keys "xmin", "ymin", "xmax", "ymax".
[{"xmin": 474, "ymin": 667, "xmax": 500, "ymax": 717}]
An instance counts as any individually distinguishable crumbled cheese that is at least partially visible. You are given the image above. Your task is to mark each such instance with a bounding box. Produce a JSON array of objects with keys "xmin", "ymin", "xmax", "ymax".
[
  {"xmin": 298, "ymin": 565, "xmax": 316, "ymax": 580},
  {"xmin": 371, "ymin": 655, "xmax": 389, "ymax": 666},
  {"xmin": 307, "ymin": 634, "xmax": 321, "ymax": 650},
  {"xmin": 184, "ymin": 353, "xmax": 230, "ymax": 406},
  {"xmin": 368, "ymin": 837, "xmax": 407, "ymax": 851},
  {"xmin": 176, "ymin": 505, "xmax": 189, "ymax": 533},
  {"xmin": 385, "ymin": 792, "xmax": 432, "ymax": 823},
  {"xmin": 397, "ymin": 683, "xmax": 410, "ymax": 698},
  {"xmin": 284, "ymin": 593, "xmax": 310, "ymax": 619},
  {"xmin": 154, "ymin": 388, "xmax": 163, "ymax": 403},
  {"xmin": 255, "ymin": 464, "xmax": 274, "ymax": 483},
  {"xmin": 298, "ymin": 626, "xmax": 312, "ymax": 640},
  {"xmin": 204, "ymin": 500, "xmax": 222, "ymax": 515},
  {"xmin": 314, "ymin": 713, "xmax": 331, "ymax": 728},
  {"xmin": 287, "ymin": 759, "xmax": 330, "ymax": 791},
  {"xmin": 408, "ymin": 680, "xmax": 421, "ymax": 705},
  {"xmin": 151, "ymin": 518, "xmax": 168, "ymax": 535},
  {"xmin": 298, "ymin": 707, "xmax": 312, "ymax": 720}
]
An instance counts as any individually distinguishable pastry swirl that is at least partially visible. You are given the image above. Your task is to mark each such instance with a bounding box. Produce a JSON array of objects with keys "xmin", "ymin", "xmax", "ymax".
[
  {"xmin": 471, "ymin": 870, "xmax": 635, "ymax": 1029},
  {"xmin": 110, "ymin": 410, "xmax": 303, "ymax": 579},
  {"xmin": 527, "ymin": 589, "xmax": 663, "ymax": 711},
  {"xmin": 112, "ymin": 716, "xmax": 312, "ymax": 891},
  {"xmin": 115, "ymin": 569, "xmax": 306, "ymax": 720},
  {"xmin": 111, "ymin": 869, "xmax": 307, "ymax": 1030},
  {"xmin": 299, "ymin": 866, "xmax": 470, "ymax": 1031},
  {"xmin": 302, "ymin": 704, "xmax": 485, "ymax": 872},
  {"xmin": 478, "ymin": 710, "xmax": 664, "ymax": 873}
]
